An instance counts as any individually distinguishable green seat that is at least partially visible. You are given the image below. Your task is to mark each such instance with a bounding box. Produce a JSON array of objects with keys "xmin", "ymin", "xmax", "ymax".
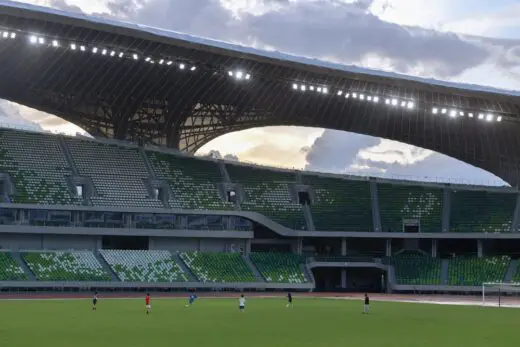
[
  {"xmin": 250, "ymin": 252, "xmax": 308, "ymax": 283},
  {"xmin": 447, "ymin": 256, "xmax": 510, "ymax": 286},
  {"xmin": 390, "ymin": 252, "xmax": 441, "ymax": 285},
  {"xmin": 147, "ymin": 152, "xmax": 233, "ymax": 210},
  {"xmin": 23, "ymin": 251, "xmax": 111, "ymax": 281},
  {"xmin": 303, "ymin": 175, "xmax": 372, "ymax": 231},
  {"xmin": 100, "ymin": 250, "xmax": 187, "ymax": 282},
  {"xmin": 378, "ymin": 183, "xmax": 443, "ymax": 232},
  {"xmin": 226, "ymin": 164, "xmax": 305, "ymax": 229},
  {"xmin": 0, "ymin": 252, "xmax": 27, "ymax": 281},
  {"xmin": 450, "ymin": 190, "xmax": 516, "ymax": 232},
  {"xmin": 180, "ymin": 251, "xmax": 255, "ymax": 283}
]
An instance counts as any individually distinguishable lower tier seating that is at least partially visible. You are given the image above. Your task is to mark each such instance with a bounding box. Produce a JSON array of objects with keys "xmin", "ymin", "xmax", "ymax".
[
  {"xmin": 180, "ymin": 251, "xmax": 255, "ymax": 283},
  {"xmin": 391, "ymin": 253, "xmax": 441, "ymax": 285},
  {"xmin": 23, "ymin": 251, "xmax": 111, "ymax": 281},
  {"xmin": 0, "ymin": 252, "xmax": 27, "ymax": 281},
  {"xmin": 100, "ymin": 250, "xmax": 187, "ymax": 282},
  {"xmin": 250, "ymin": 252, "xmax": 308, "ymax": 283},
  {"xmin": 447, "ymin": 256, "xmax": 510, "ymax": 286}
]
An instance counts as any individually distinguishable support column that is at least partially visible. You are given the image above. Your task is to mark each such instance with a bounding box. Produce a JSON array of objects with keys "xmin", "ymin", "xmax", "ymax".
[
  {"xmin": 341, "ymin": 238, "xmax": 347, "ymax": 256},
  {"xmin": 341, "ymin": 269, "xmax": 347, "ymax": 289},
  {"xmin": 477, "ymin": 240, "xmax": 483, "ymax": 258},
  {"xmin": 386, "ymin": 239, "xmax": 392, "ymax": 257},
  {"xmin": 431, "ymin": 239, "xmax": 437, "ymax": 258},
  {"xmin": 245, "ymin": 239, "xmax": 251, "ymax": 256}
]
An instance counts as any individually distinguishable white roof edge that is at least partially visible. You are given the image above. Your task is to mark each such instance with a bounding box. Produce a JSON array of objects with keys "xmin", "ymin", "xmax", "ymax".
[{"xmin": 2, "ymin": 0, "xmax": 520, "ymax": 98}]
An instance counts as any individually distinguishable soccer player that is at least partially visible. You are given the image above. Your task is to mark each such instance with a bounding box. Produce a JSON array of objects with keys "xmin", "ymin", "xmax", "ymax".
[
  {"xmin": 239, "ymin": 294, "xmax": 246, "ymax": 312},
  {"xmin": 363, "ymin": 293, "xmax": 370, "ymax": 314},
  {"xmin": 286, "ymin": 292, "xmax": 293, "ymax": 308},
  {"xmin": 145, "ymin": 293, "xmax": 151, "ymax": 315},
  {"xmin": 185, "ymin": 292, "xmax": 197, "ymax": 307},
  {"xmin": 92, "ymin": 292, "xmax": 98, "ymax": 311}
]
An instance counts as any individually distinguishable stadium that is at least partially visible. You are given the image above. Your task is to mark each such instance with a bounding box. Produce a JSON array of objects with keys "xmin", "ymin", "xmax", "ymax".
[{"xmin": 1, "ymin": 1, "xmax": 520, "ymax": 346}]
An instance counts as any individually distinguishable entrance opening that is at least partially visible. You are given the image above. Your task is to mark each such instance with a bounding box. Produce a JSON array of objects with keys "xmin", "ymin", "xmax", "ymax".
[
  {"xmin": 298, "ymin": 191, "xmax": 311, "ymax": 205},
  {"xmin": 403, "ymin": 219, "xmax": 420, "ymax": 233}
]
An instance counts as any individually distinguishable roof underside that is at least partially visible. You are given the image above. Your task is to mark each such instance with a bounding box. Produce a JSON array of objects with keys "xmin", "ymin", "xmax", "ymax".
[{"xmin": 1, "ymin": 2, "xmax": 520, "ymax": 186}]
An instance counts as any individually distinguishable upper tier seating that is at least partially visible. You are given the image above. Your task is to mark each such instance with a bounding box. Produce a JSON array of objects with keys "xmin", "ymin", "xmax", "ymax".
[
  {"xmin": 23, "ymin": 251, "xmax": 111, "ymax": 281},
  {"xmin": 302, "ymin": 175, "xmax": 372, "ymax": 231},
  {"xmin": 378, "ymin": 183, "xmax": 443, "ymax": 232},
  {"xmin": 450, "ymin": 190, "xmax": 516, "ymax": 232},
  {"xmin": 147, "ymin": 152, "xmax": 233, "ymax": 210},
  {"xmin": 66, "ymin": 138, "xmax": 163, "ymax": 208},
  {"xmin": 390, "ymin": 252, "xmax": 441, "ymax": 285},
  {"xmin": 180, "ymin": 251, "xmax": 255, "ymax": 283},
  {"xmin": 447, "ymin": 256, "xmax": 510, "ymax": 286},
  {"xmin": 250, "ymin": 252, "xmax": 308, "ymax": 283},
  {"xmin": 0, "ymin": 130, "xmax": 80, "ymax": 205},
  {"xmin": 226, "ymin": 165, "xmax": 306, "ymax": 229},
  {"xmin": 0, "ymin": 252, "xmax": 27, "ymax": 281},
  {"xmin": 100, "ymin": 250, "xmax": 187, "ymax": 282}
]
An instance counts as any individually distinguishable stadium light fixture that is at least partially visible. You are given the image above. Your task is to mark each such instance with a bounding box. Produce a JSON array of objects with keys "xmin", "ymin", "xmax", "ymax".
[
  {"xmin": 337, "ymin": 90, "xmax": 343, "ymax": 96},
  {"xmin": 352, "ymin": 92, "xmax": 358, "ymax": 99},
  {"xmin": 110, "ymin": 51, "xmax": 116, "ymax": 57},
  {"xmin": 400, "ymin": 101, "xmax": 406, "ymax": 107},
  {"xmin": 52, "ymin": 40, "xmax": 59, "ymax": 47},
  {"xmin": 310, "ymin": 86, "xmax": 315, "ymax": 91},
  {"xmin": 38, "ymin": 37, "xmax": 45, "ymax": 45},
  {"xmin": 190, "ymin": 66, "xmax": 196, "ymax": 71},
  {"xmin": 360, "ymin": 94, "xmax": 365, "ymax": 100},
  {"xmin": 322, "ymin": 87, "xmax": 328, "ymax": 94},
  {"xmin": 245, "ymin": 74, "xmax": 251, "ymax": 80},
  {"xmin": 432, "ymin": 107, "xmax": 438, "ymax": 114},
  {"xmin": 316, "ymin": 87, "xmax": 321, "ymax": 92},
  {"xmin": 159, "ymin": 59, "xmax": 164, "ymax": 65},
  {"xmin": 385, "ymin": 99, "xmax": 390, "ymax": 104},
  {"xmin": 292, "ymin": 83, "xmax": 298, "ymax": 90},
  {"xmin": 345, "ymin": 93, "xmax": 350, "ymax": 98},
  {"xmin": 235, "ymin": 71, "xmax": 244, "ymax": 79},
  {"xmin": 2, "ymin": 32, "xmax": 8, "ymax": 38},
  {"xmin": 29, "ymin": 35, "xmax": 37, "ymax": 44},
  {"xmin": 10, "ymin": 32, "xmax": 16, "ymax": 39},
  {"xmin": 459, "ymin": 111, "xmax": 464, "ymax": 116},
  {"xmin": 449, "ymin": 110, "xmax": 457, "ymax": 118},
  {"xmin": 179, "ymin": 63, "xmax": 185, "ymax": 69},
  {"xmin": 145, "ymin": 57, "xmax": 151, "ymax": 62},
  {"xmin": 441, "ymin": 108, "xmax": 447, "ymax": 114},
  {"xmin": 367, "ymin": 96, "xmax": 372, "ymax": 101},
  {"xmin": 70, "ymin": 43, "xmax": 77, "ymax": 50},
  {"xmin": 497, "ymin": 116, "xmax": 503, "ymax": 122},
  {"xmin": 118, "ymin": 52, "xmax": 124, "ymax": 58},
  {"xmin": 391, "ymin": 99, "xmax": 398, "ymax": 106},
  {"xmin": 407, "ymin": 101, "xmax": 414, "ymax": 109},
  {"xmin": 80, "ymin": 45, "xmax": 86, "ymax": 52},
  {"xmin": 300, "ymin": 85, "xmax": 306, "ymax": 91},
  {"xmin": 478, "ymin": 113, "xmax": 484, "ymax": 120},
  {"xmin": 468, "ymin": 113, "xmax": 474, "ymax": 118},
  {"xmin": 166, "ymin": 61, "xmax": 173, "ymax": 65},
  {"xmin": 373, "ymin": 96, "xmax": 379, "ymax": 103},
  {"xmin": 486, "ymin": 114, "xmax": 493, "ymax": 122},
  {"xmin": 101, "ymin": 49, "xmax": 107, "ymax": 55},
  {"xmin": 92, "ymin": 47, "xmax": 98, "ymax": 54},
  {"xmin": 132, "ymin": 53, "xmax": 139, "ymax": 60}
]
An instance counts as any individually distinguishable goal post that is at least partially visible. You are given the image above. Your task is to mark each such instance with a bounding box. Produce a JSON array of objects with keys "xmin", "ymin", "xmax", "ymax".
[{"xmin": 482, "ymin": 282, "xmax": 520, "ymax": 307}]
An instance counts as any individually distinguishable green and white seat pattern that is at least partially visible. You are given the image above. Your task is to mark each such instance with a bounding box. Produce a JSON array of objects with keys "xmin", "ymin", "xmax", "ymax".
[
  {"xmin": 250, "ymin": 252, "xmax": 308, "ymax": 283},
  {"xmin": 0, "ymin": 252, "xmax": 27, "ymax": 281},
  {"xmin": 450, "ymin": 190, "xmax": 516, "ymax": 233},
  {"xmin": 0, "ymin": 130, "xmax": 80, "ymax": 205},
  {"xmin": 378, "ymin": 183, "xmax": 443, "ymax": 232},
  {"xmin": 226, "ymin": 165, "xmax": 305, "ymax": 229},
  {"xmin": 23, "ymin": 251, "xmax": 111, "ymax": 281},
  {"xmin": 180, "ymin": 251, "xmax": 256, "ymax": 283},
  {"xmin": 147, "ymin": 152, "xmax": 233, "ymax": 210},
  {"xmin": 303, "ymin": 175, "xmax": 372, "ymax": 231},
  {"xmin": 447, "ymin": 256, "xmax": 510, "ymax": 286},
  {"xmin": 391, "ymin": 253, "xmax": 441, "ymax": 285},
  {"xmin": 66, "ymin": 139, "xmax": 162, "ymax": 208},
  {"xmin": 100, "ymin": 250, "xmax": 187, "ymax": 282}
]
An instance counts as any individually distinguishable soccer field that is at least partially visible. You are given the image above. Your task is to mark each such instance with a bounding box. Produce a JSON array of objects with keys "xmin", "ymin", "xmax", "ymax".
[{"xmin": 0, "ymin": 297, "xmax": 519, "ymax": 347}]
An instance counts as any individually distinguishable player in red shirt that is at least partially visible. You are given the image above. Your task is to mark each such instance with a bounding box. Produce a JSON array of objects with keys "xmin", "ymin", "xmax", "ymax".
[{"xmin": 145, "ymin": 293, "xmax": 151, "ymax": 315}]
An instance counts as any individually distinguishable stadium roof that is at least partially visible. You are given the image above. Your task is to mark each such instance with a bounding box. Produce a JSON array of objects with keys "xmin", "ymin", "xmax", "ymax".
[
  {"xmin": 1, "ymin": 0, "xmax": 520, "ymax": 186},
  {"xmin": 1, "ymin": 0, "xmax": 519, "ymax": 98}
]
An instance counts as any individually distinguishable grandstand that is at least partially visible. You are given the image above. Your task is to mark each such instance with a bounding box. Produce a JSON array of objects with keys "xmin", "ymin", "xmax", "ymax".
[{"xmin": 0, "ymin": 1, "xmax": 519, "ymax": 295}]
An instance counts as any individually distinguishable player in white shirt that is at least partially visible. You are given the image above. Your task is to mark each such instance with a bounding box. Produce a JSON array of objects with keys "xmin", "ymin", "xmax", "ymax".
[{"xmin": 239, "ymin": 294, "xmax": 246, "ymax": 312}]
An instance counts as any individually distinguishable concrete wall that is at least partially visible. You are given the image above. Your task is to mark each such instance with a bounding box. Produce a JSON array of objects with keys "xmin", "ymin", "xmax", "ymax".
[
  {"xmin": 0, "ymin": 233, "xmax": 100, "ymax": 250},
  {"xmin": 150, "ymin": 237, "xmax": 247, "ymax": 252}
]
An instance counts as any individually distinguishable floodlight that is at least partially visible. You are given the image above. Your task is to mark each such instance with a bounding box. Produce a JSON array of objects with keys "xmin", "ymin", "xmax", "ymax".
[
  {"xmin": 179, "ymin": 63, "xmax": 185, "ymax": 69},
  {"xmin": 407, "ymin": 101, "xmax": 414, "ymax": 109},
  {"xmin": 166, "ymin": 61, "xmax": 173, "ymax": 65},
  {"xmin": 110, "ymin": 51, "xmax": 116, "ymax": 57},
  {"xmin": 310, "ymin": 86, "xmax": 315, "ymax": 91},
  {"xmin": 478, "ymin": 113, "xmax": 484, "ymax": 120},
  {"xmin": 432, "ymin": 107, "xmax": 438, "ymax": 114},
  {"xmin": 292, "ymin": 83, "xmax": 298, "ymax": 90},
  {"xmin": 449, "ymin": 110, "xmax": 457, "ymax": 117},
  {"xmin": 373, "ymin": 96, "xmax": 379, "ymax": 103},
  {"xmin": 337, "ymin": 91, "xmax": 343, "ymax": 96},
  {"xmin": 159, "ymin": 59, "xmax": 164, "ymax": 64},
  {"xmin": 80, "ymin": 45, "xmax": 86, "ymax": 51},
  {"xmin": 101, "ymin": 49, "xmax": 107, "ymax": 55},
  {"xmin": 385, "ymin": 99, "xmax": 390, "ymax": 104},
  {"xmin": 486, "ymin": 114, "xmax": 493, "ymax": 122},
  {"xmin": 352, "ymin": 92, "xmax": 358, "ymax": 98},
  {"xmin": 322, "ymin": 87, "xmax": 328, "ymax": 94},
  {"xmin": 133, "ymin": 53, "xmax": 139, "ymax": 60},
  {"xmin": 145, "ymin": 57, "xmax": 151, "ymax": 62},
  {"xmin": 441, "ymin": 108, "xmax": 447, "ymax": 114},
  {"xmin": 118, "ymin": 52, "xmax": 124, "ymax": 58},
  {"xmin": 29, "ymin": 35, "xmax": 37, "ymax": 44},
  {"xmin": 70, "ymin": 43, "xmax": 77, "ymax": 50},
  {"xmin": 92, "ymin": 47, "xmax": 98, "ymax": 54},
  {"xmin": 345, "ymin": 93, "xmax": 350, "ymax": 98},
  {"xmin": 360, "ymin": 94, "xmax": 365, "ymax": 100},
  {"xmin": 190, "ymin": 66, "xmax": 196, "ymax": 71},
  {"xmin": 497, "ymin": 116, "xmax": 503, "ymax": 122},
  {"xmin": 459, "ymin": 111, "xmax": 464, "ymax": 116},
  {"xmin": 10, "ymin": 32, "xmax": 16, "ymax": 39},
  {"xmin": 316, "ymin": 87, "xmax": 321, "ymax": 92},
  {"xmin": 401, "ymin": 101, "xmax": 406, "ymax": 107},
  {"xmin": 236, "ymin": 71, "xmax": 244, "ymax": 79},
  {"xmin": 468, "ymin": 113, "xmax": 474, "ymax": 118},
  {"xmin": 300, "ymin": 85, "xmax": 306, "ymax": 91},
  {"xmin": 367, "ymin": 96, "xmax": 372, "ymax": 101},
  {"xmin": 391, "ymin": 99, "xmax": 398, "ymax": 106},
  {"xmin": 38, "ymin": 37, "xmax": 45, "ymax": 44},
  {"xmin": 2, "ymin": 32, "xmax": 7, "ymax": 38},
  {"xmin": 245, "ymin": 74, "xmax": 251, "ymax": 80}
]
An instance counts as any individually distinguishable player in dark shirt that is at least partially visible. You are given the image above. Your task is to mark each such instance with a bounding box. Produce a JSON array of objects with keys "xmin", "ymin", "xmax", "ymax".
[
  {"xmin": 286, "ymin": 292, "xmax": 293, "ymax": 308},
  {"xmin": 363, "ymin": 293, "xmax": 370, "ymax": 314},
  {"xmin": 92, "ymin": 292, "xmax": 98, "ymax": 311}
]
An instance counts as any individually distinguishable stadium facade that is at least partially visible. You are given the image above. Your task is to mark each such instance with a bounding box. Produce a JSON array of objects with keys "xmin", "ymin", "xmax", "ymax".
[{"xmin": 0, "ymin": 1, "xmax": 520, "ymax": 294}]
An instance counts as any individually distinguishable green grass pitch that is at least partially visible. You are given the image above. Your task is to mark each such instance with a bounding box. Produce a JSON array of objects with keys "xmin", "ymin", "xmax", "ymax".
[{"xmin": 0, "ymin": 297, "xmax": 519, "ymax": 347}]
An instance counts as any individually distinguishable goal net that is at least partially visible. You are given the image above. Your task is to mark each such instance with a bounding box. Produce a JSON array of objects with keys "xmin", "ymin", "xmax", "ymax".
[{"xmin": 482, "ymin": 282, "xmax": 520, "ymax": 308}]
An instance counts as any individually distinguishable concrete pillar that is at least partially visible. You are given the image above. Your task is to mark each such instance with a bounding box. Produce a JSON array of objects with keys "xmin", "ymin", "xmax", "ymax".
[
  {"xmin": 386, "ymin": 239, "xmax": 392, "ymax": 257},
  {"xmin": 477, "ymin": 240, "xmax": 483, "ymax": 258},
  {"xmin": 431, "ymin": 239, "xmax": 437, "ymax": 258},
  {"xmin": 341, "ymin": 269, "xmax": 347, "ymax": 289},
  {"xmin": 245, "ymin": 239, "xmax": 251, "ymax": 255},
  {"xmin": 341, "ymin": 238, "xmax": 347, "ymax": 256}
]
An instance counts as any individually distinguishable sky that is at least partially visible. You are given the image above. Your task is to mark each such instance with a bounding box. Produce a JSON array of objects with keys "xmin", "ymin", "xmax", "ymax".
[{"xmin": 3, "ymin": 0, "xmax": 520, "ymax": 186}]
